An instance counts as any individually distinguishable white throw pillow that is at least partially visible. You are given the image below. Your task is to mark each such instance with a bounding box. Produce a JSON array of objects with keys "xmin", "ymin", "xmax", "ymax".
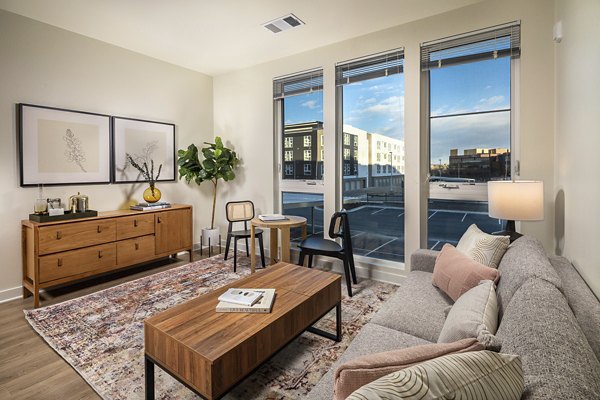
[
  {"xmin": 457, "ymin": 224, "xmax": 509, "ymax": 268},
  {"xmin": 438, "ymin": 280, "xmax": 500, "ymax": 349}
]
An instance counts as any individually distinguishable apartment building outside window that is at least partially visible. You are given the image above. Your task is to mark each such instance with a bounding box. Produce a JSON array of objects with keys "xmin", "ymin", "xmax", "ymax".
[
  {"xmin": 343, "ymin": 148, "xmax": 350, "ymax": 160},
  {"xmin": 344, "ymin": 133, "xmax": 350, "ymax": 145},
  {"xmin": 303, "ymin": 135, "xmax": 311, "ymax": 147},
  {"xmin": 284, "ymin": 150, "xmax": 293, "ymax": 161},
  {"xmin": 304, "ymin": 149, "xmax": 311, "ymax": 161},
  {"xmin": 284, "ymin": 137, "xmax": 293, "ymax": 148},
  {"xmin": 422, "ymin": 21, "xmax": 520, "ymax": 249}
]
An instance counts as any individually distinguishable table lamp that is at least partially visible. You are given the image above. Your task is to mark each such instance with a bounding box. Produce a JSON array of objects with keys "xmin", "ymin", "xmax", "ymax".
[{"xmin": 488, "ymin": 180, "xmax": 544, "ymax": 242}]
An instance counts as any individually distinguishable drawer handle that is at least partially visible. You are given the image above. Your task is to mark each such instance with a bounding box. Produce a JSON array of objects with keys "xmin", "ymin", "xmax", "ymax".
[
  {"xmin": 134, "ymin": 219, "xmax": 138, "ymax": 227},
  {"xmin": 98, "ymin": 251, "xmax": 103, "ymax": 259},
  {"xmin": 135, "ymin": 243, "xmax": 139, "ymax": 250},
  {"xmin": 97, "ymin": 226, "xmax": 102, "ymax": 233},
  {"xmin": 57, "ymin": 258, "xmax": 62, "ymax": 267},
  {"xmin": 56, "ymin": 231, "xmax": 62, "ymax": 240},
  {"xmin": 157, "ymin": 217, "xmax": 162, "ymax": 224}
]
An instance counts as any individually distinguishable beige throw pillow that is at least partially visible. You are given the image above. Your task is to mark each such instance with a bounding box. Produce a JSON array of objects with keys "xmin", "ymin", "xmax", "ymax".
[
  {"xmin": 333, "ymin": 338, "xmax": 484, "ymax": 400},
  {"xmin": 457, "ymin": 224, "xmax": 509, "ymax": 268},
  {"xmin": 347, "ymin": 351, "xmax": 523, "ymax": 400},
  {"xmin": 438, "ymin": 280, "xmax": 500, "ymax": 349},
  {"xmin": 432, "ymin": 243, "xmax": 500, "ymax": 301}
]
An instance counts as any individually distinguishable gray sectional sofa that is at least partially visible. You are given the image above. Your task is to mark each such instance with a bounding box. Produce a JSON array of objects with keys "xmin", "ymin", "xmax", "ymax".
[{"xmin": 307, "ymin": 236, "xmax": 600, "ymax": 399}]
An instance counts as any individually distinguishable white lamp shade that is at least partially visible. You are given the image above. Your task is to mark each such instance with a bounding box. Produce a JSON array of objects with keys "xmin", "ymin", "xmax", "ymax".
[{"xmin": 488, "ymin": 180, "xmax": 544, "ymax": 221}]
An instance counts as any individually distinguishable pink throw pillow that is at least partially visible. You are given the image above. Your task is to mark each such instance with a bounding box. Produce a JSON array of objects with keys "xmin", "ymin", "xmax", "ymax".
[
  {"xmin": 432, "ymin": 244, "xmax": 500, "ymax": 301},
  {"xmin": 334, "ymin": 338, "xmax": 484, "ymax": 400}
]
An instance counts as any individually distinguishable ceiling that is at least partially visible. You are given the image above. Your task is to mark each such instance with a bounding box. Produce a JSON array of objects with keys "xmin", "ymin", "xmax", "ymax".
[{"xmin": 0, "ymin": 0, "xmax": 481, "ymax": 76}]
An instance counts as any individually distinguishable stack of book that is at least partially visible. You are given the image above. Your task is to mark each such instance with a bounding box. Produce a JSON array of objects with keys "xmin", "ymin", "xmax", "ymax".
[
  {"xmin": 216, "ymin": 288, "xmax": 276, "ymax": 313},
  {"xmin": 130, "ymin": 201, "xmax": 172, "ymax": 211},
  {"xmin": 258, "ymin": 214, "xmax": 288, "ymax": 222}
]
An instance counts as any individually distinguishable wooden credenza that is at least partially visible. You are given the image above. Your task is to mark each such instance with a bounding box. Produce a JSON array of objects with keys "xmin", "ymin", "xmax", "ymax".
[{"xmin": 22, "ymin": 204, "xmax": 193, "ymax": 308}]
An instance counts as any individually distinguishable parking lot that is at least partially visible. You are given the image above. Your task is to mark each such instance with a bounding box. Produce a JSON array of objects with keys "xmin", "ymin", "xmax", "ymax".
[{"xmin": 285, "ymin": 201, "xmax": 502, "ymax": 263}]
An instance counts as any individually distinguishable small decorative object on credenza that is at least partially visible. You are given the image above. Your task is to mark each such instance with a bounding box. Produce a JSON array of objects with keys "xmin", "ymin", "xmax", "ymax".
[
  {"xmin": 125, "ymin": 154, "xmax": 162, "ymax": 203},
  {"xmin": 216, "ymin": 289, "xmax": 276, "ymax": 313},
  {"xmin": 130, "ymin": 201, "xmax": 172, "ymax": 211},
  {"xmin": 30, "ymin": 189, "xmax": 98, "ymax": 222},
  {"xmin": 488, "ymin": 180, "xmax": 544, "ymax": 242}
]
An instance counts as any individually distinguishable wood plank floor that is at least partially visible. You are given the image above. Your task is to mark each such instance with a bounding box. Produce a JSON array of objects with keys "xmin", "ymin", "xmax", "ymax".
[{"xmin": 0, "ymin": 250, "xmax": 210, "ymax": 399}]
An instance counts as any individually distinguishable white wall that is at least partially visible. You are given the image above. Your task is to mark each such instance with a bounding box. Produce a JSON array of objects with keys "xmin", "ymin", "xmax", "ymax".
[
  {"xmin": 213, "ymin": 0, "xmax": 556, "ymax": 277},
  {"xmin": 555, "ymin": 0, "xmax": 600, "ymax": 297},
  {"xmin": 0, "ymin": 10, "xmax": 214, "ymax": 301}
]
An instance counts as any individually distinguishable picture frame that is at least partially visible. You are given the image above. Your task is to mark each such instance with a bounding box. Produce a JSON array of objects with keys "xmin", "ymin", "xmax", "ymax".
[
  {"xmin": 112, "ymin": 117, "xmax": 176, "ymax": 184},
  {"xmin": 18, "ymin": 103, "xmax": 112, "ymax": 187}
]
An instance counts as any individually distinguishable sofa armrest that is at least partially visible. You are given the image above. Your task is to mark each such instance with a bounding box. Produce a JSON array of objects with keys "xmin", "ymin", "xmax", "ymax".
[{"xmin": 410, "ymin": 249, "xmax": 439, "ymax": 273}]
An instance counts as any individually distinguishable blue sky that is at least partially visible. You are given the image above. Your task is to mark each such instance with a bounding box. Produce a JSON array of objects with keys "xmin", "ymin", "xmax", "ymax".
[{"xmin": 284, "ymin": 57, "xmax": 511, "ymax": 165}]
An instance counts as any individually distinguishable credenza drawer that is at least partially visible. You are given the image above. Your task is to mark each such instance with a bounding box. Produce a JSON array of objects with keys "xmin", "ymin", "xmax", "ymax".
[
  {"xmin": 116, "ymin": 214, "xmax": 155, "ymax": 240},
  {"xmin": 117, "ymin": 235, "xmax": 155, "ymax": 266},
  {"xmin": 38, "ymin": 220, "xmax": 117, "ymax": 255},
  {"xmin": 39, "ymin": 243, "xmax": 117, "ymax": 283}
]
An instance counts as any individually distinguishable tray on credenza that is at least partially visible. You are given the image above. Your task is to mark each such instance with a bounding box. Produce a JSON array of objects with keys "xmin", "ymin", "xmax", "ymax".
[{"xmin": 29, "ymin": 210, "xmax": 98, "ymax": 223}]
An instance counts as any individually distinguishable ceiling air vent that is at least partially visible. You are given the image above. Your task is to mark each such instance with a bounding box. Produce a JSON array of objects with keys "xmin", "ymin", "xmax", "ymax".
[{"xmin": 263, "ymin": 14, "xmax": 304, "ymax": 34}]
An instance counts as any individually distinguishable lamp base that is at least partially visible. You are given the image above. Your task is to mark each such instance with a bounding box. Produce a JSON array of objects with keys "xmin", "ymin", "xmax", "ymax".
[{"xmin": 492, "ymin": 220, "xmax": 522, "ymax": 243}]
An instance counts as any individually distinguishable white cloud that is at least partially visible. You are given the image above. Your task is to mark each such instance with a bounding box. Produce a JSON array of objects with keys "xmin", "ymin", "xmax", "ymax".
[
  {"xmin": 364, "ymin": 97, "xmax": 377, "ymax": 104},
  {"xmin": 301, "ymin": 100, "xmax": 319, "ymax": 109}
]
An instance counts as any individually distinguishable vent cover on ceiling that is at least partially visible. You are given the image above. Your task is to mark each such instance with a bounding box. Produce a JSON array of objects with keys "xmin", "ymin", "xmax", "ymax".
[{"xmin": 263, "ymin": 14, "xmax": 304, "ymax": 34}]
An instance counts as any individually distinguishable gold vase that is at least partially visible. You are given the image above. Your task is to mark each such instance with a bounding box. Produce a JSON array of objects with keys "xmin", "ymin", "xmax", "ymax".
[{"xmin": 143, "ymin": 184, "xmax": 161, "ymax": 203}]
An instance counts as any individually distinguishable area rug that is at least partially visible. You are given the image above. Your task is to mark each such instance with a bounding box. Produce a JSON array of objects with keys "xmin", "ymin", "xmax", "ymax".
[{"xmin": 25, "ymin": 253, "xmax": 397, "ymax": 400}]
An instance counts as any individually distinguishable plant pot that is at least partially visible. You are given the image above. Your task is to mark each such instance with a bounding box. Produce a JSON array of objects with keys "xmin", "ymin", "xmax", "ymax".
[{"xmin": 202, "ymin": 227, "xmax": 220, "ymax": 247}]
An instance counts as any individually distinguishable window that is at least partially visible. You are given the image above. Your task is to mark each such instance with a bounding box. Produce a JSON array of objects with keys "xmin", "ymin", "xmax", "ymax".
[
  {"xmin": 343, "ymin": 148, "xmax": 350, "ymax": 160},
  {"xmin": 343, "ymin": 164, "xmax": 350, "ymax": 175},
  {"xmin": 320, "ymin": 149, "xmax": 324, "ymax": 160},
  {"xmin": 354, "ymin": 149, "xmax": 358, "ymax": 158},
  {"xmin": 275, "ymin": 70, "xmax": 325, "ymax": 240},
  {"xmin": 422, "ymin": 22, "xmax": 520, "ymax": 250},
  {"xmin": 376, "ymin": 164, "xmax": 381, "ymax": 173},
  {"xmin": 376, "ymin": 153, "xmax": 381, "ymax": 162},
  {"xmin": 344, "ymin": 133, "xmax": 350, "ymax": 145},
  {"xmin": 321, "ymin": 135, "xmax": 324, "ymax": 146},
  {"xmin": 303, "ymin": 135, "xmax": 311, "ymax": 147},
  {"xmin": 284, "ymin": 150, "xmax": 293, "ymax": 161}
]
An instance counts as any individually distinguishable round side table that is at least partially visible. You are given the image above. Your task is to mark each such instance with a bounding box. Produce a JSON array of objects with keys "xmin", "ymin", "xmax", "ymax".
[{"xmin": 250, "ymin": 216, "xmax": 307, "ymax": 273}]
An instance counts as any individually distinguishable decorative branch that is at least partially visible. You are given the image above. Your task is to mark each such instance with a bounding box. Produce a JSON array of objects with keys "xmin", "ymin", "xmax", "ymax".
[{"xmin": 63, "ymin": 129, "xmax": 87, "ymax": 172}]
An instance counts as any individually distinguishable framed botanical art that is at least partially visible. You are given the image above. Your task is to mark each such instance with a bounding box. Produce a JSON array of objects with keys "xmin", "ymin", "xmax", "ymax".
[
  {"xmin": 112, "ymin": 117, "xmax": 176, "ymax": 183},
  {"xmin": 18, "ymin": 103, "xmax": 112, "ymax": 187}
]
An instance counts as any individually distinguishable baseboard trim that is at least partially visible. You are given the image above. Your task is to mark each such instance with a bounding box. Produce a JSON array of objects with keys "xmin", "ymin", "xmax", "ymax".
[
  {"xmin": 0, "ymin": 286, "xmax": 22, "ymax": 304},
  {"xmin": 226, "ymin": 240, "xmax": 407, "ymax": 286}
]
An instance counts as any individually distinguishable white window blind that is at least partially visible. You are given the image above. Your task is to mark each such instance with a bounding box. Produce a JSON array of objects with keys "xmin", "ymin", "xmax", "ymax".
[
  {"xmin": 336, "ymin": 49, "xmax": 404, "ymax": 86},
  {"xmin": 273, "ymin": 69, "xmax": 323, "ymax": 99},
  {"xmin": 421, "ymin": 21, "xmax": 520, "ymax": 71}
]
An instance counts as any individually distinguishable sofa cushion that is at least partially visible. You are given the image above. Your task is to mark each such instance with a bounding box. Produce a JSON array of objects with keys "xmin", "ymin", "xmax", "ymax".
[
  {"xmin": 496, "ymin": 278, "xmax": 600, "ymax": 399},
  {"xmin": 456, "ymin": 224, "xmax": 509, "ymax": 268},
  {"xmin": 370, "ymin": 271, "xmax": 452, "ymax": 342},
  {"xmin": 433, "ymin": 243, "xmax": 500, "ymax": 301},
  {"xmin": 549, "ymin": 255, "xmax": 600, "ymax": 361},
  {"xmin": 438, "ymin": 280, "xmax": 500, "ymax": 350},
  {"xmin": 334, "ymin": 338, "xmax": 484, "ymax": 400},
  {"xmin": 347, "ymin": 351, "xmax": 523, "ymax": 400},
  {"xmin": 305, "ymin": 323, "xmax": 430, "ymax": 400},
  {"xmin": 496, "ymin": 236, "xmax": 562, "ymax": 317}
]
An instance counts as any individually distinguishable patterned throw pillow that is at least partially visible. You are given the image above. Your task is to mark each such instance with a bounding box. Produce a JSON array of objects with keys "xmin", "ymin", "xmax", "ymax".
[
  {"xmin": 457, "ymin": 224, "xmax": 509, "ymax": 268},
  {"xmin": 333, "ymin": 338, "xmax": 485, "ymax": 400},
  {"xmin": 347, "ymin": 351, "xmax": 523, "ymax": 400},
  {"xmin": 438, "ymin": 280, "xmax": 500, "ymax": 349}
]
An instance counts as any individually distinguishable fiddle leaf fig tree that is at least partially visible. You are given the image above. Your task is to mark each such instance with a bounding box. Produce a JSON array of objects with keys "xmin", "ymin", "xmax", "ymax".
[{"xmin": 177, "ymin": 137, "xmax": 239, "ymax": 229}]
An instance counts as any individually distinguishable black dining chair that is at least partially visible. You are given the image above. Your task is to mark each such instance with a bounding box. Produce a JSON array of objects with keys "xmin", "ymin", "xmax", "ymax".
[
  {"xmin": 224, "ymin": 200, "xmax": 266, "ymax": 272},
  {"xmin": 297, "ymin": 210, "xmax": 358, "ymax": 297}
]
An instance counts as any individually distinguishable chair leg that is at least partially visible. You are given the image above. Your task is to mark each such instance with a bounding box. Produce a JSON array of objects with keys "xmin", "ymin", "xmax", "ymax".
[
  {"xmin": 258, "ymin": 234, "xmax": 266, "ymax": 268},
  {"xmin": 224, "ymin": 234, "xmax": 232, "ymax": 260},
  {"xmin": 348, "ymin": 254, "xmax": 358, "ymax": 284},
  {"xmin": 245, "ymin": 237, "xmax": 250, "ymax": 256},
  {"xmin": 343, "ymin": 258, "xmax": 353, "ymax": 297},
  {"xmin": 308, "ymin": 254, "xmax": 313, "ymax": 269},
  {"xmin": 233, "ymin": 238, "xmax": 238, "ymax": 272},
  {"xmin": 298, "ymin": 250, "xmax": 306, "ymax": 267}
]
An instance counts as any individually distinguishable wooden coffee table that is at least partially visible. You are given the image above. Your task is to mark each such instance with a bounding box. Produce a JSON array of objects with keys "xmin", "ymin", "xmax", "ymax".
[{"xmin": 144, "ymin": 262, "xmax": 342, "ymax": 400}]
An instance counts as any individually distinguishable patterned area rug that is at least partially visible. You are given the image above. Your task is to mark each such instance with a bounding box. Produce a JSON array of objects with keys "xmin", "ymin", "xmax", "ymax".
[{"xmin": 25, "ymin": 253, "xmax": 397, "ymax": 400}]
